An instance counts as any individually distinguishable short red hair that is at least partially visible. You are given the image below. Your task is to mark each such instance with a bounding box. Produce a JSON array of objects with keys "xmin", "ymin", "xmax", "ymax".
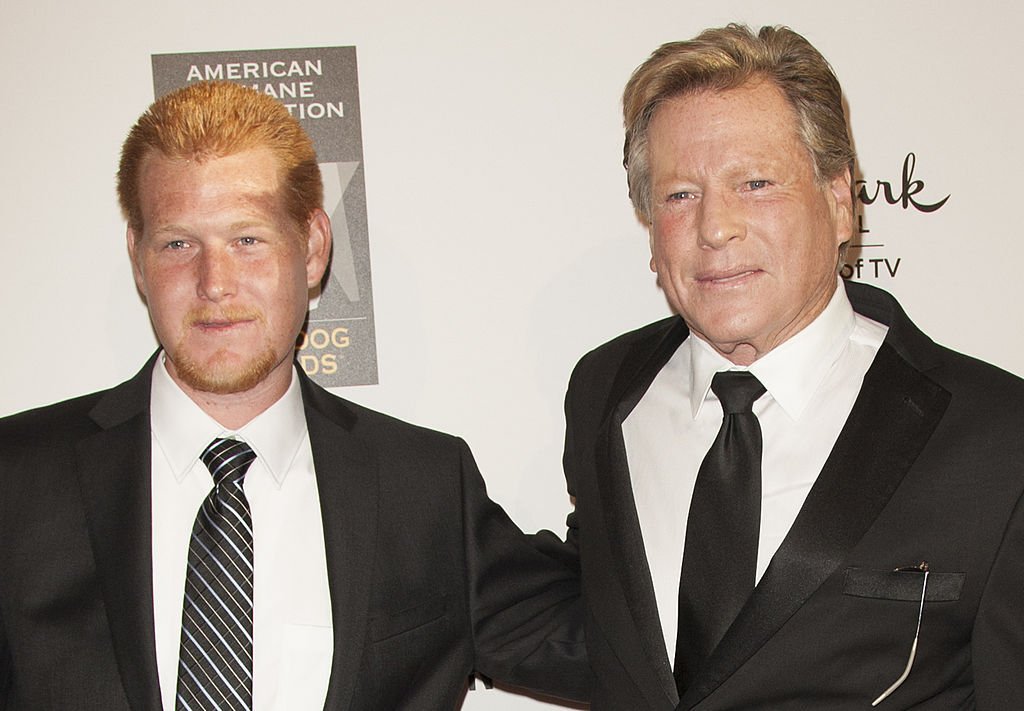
[{"xmin": 117, "ymin": 80, "xmax": 322, "ymax": 234}]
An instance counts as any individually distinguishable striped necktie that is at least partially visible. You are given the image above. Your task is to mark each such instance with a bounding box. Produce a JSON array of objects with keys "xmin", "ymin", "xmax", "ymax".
[{"xmin": 176, "ymin": 438, "xmax": 257, "ymax": 711}]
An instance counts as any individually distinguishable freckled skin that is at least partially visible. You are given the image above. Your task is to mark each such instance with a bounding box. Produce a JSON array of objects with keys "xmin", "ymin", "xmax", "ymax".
[
  {"xmin": 646, "ymin": 80, "xmax": 853, "ymax": 366},
  {"xmin": 126, "ymin": 147, "xmax": 331, "ymax": 427}
]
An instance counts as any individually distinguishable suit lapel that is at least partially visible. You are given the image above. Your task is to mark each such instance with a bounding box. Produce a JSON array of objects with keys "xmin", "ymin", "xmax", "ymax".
[
  {"xmin": 71, "ymin": 360, "xmax": 382, "ymax": 710},
  {"xmin": 76, "ymin": 359, "xmax": 163, "ymax": 711},
  {"xmin": 301, "ymin": 377, "xmax": 379, "ymax": 711},
  {"xmin": 594, "ymin": 318, "xmax": 688, "ymax": 707},
  {"xmin": 679, "ymin": 342, "xmax": 951, "ymax": 707}
]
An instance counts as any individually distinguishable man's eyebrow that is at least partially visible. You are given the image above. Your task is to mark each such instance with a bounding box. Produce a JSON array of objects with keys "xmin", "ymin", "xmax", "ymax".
[
  {"xmin": 148, "ymin": 218, "xmax": 275, "ymax": 235},
  {"xmin": 228, "ymin": 219, "xmax": 274, "ymax": 232},
  {"xmin": 149, "ymin": 224, "xmax": 192, "ymax": 237}
]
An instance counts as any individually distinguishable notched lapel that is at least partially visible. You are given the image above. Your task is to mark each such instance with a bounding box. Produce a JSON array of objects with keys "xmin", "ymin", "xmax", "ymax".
[
  {"xmin": 593, "ymin": 319, "xmax": 688, "ymax": 707},
  {"xmin": 301, "ymin": 379, "xmax": 379, "ymax": 710},
  {"xmin": 76, "ymin": 365, "xmax": 162, "ymax": 711},
  {"xmin": 679, "ymin": 343, "xmax": 951, "ymax": 708}
]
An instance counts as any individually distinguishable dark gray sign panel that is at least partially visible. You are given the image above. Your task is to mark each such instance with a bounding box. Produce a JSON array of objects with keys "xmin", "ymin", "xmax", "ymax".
[{"xmin": 152, "ymin": 46, "xmax": 378, "ymax": 386}]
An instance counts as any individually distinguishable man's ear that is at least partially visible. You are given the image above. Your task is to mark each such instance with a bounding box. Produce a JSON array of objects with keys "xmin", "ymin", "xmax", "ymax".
[
  {"xmin": 304, "ymin": 209, "xmax": 333, "ymax": 288},
  {"xmin": 126, "ymin": 226, "xmax": 147, "ymax": 297},
  {"xmin": 829, "ymin": 167, "xmax": 855, "ymax": 249},
  {"xmin": 649, "ymin": 234, "xmax": 658, "ymax": 274}
]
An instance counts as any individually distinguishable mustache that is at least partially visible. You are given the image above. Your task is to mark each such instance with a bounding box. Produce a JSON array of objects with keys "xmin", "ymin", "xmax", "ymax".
[{"xmin": 185, "ymin": 307, "xmax": 263, "ymax": 326}]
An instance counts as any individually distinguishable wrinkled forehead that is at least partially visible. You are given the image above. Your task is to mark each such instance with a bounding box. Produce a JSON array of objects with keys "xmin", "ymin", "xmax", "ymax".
[{"xmin": 648, "ymin": 81, "xmax": 803, "ymax": 149}]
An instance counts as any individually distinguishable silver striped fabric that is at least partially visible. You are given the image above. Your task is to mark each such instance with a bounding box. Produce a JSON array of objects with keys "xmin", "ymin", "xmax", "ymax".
[{"xmin": 175, "ymin": 438, "xmax": 256, "ymax": 711}]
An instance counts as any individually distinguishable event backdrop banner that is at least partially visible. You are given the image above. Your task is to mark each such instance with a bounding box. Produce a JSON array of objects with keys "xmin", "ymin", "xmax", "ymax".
[
  {"xmin": 152, "ymin": 46, "xmax": 379, "ymax": 386},
  {"xmin": 845, "ymin": 150, "xmax": 951, "ymax": 283}
]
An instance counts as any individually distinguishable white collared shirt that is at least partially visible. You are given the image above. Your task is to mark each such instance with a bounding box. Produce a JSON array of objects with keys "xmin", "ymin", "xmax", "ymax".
[
  {"xmin": 623, "ymin": 280, "xmax": 888, "ymax": 665},
  {"xmin": 150, "ymin": 356, "xmax": 333, "ymax": 710}
]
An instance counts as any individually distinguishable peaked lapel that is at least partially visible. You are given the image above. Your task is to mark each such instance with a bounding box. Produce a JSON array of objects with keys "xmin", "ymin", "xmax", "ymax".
[
  {"xmin": 75, "ymin": 356, "xmax": 163, "ymax": 711},
  {"xmin": 300, "ymin": 376, "xmax": 379, "ymax": 711},
  {"xmin": 593, "ymin": 317, "xmax": 689, "ymax": 707},
  {"xmin": 679, "ymin": 285, "xmax": 952, "ymax": 708}
]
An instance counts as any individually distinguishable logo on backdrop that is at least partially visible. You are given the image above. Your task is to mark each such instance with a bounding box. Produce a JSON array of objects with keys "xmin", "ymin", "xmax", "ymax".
[
  {"xmin": 842, "ymin": 152, "xmax": 950, "ymax": 282},
  {"xmin": 152, "ymin": 46, "xmax": 378, "ymax": 387}
]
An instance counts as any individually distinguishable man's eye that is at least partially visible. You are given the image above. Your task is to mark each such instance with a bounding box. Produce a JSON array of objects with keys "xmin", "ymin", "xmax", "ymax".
[
  {"xmin": 747, "ymin": 179, "xmax": 770, "ymax": 190},
  {"xmin": 239, "ymin": 236, "xmax": 258, "ymax": 246},
  {"xmin": 668, "ymin": 191, "xmax": 695, "ymax": 201},
  {"xmin": 167, "ymin": 240, "xmax": 188, "ymax": 250}
]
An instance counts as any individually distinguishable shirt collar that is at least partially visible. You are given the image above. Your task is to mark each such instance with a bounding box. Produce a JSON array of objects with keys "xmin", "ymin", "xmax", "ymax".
[
  {"xmin": 150, "ymin": 353, "xmax": 308, "ymax": 486},
  {"xmin": 688, "ymin": 279, "xmax": 856, "ymax": 420}
]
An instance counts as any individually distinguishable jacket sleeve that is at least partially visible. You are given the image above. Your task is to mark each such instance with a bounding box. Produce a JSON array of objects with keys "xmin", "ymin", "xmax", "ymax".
[
  {"xmin": 971, "ymin": 484, "xmax": 1024, "ymax": 708},
  {"xmin": 460, "ymin": 437, "xmax": 591, "ymax": 704},
  {"xmin": 0, "ymin": 604, "xmax": 9, "ymax": 710}
]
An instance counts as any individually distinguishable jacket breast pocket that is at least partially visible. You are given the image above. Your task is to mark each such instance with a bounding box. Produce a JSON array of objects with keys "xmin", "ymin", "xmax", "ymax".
[
  {"xmin": 365, "ymin": 594, "xmax": 455, "ymax": 708},
  {"xmin": 842, "ymin": 567, "xmax": 965, "ymax": 602},
  {"xmin": 369, "ymin": 594, "xmax": 449, "ymax": 642}
]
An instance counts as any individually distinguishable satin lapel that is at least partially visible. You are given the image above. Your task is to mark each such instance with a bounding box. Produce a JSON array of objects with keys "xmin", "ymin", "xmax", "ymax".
[
  {"xmin": 594, "ymin": 318, "xmax": 688, "ymax": 707},
  {"xmin": 301, "ymin": 379, "xmax": 378, "ymax": 711},
  {"xmin": 76, "ymin": 361, "xmax": 163, "ymax": 711},
  {"xmin": 679, "ymin": 343, "xmax": 950, "ymax": 707}
]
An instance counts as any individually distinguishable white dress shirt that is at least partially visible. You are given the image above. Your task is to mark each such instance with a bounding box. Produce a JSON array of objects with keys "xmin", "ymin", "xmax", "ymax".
[
  {"xmin": 623, "ymin": 280, "xmax": 888, "ymax": 666},
  {"xmin": 150, "ymin": 356, "xmax": 333, "ymax": 710}
]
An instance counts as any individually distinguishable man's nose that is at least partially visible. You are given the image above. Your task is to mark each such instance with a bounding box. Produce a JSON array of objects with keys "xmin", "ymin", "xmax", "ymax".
[
  {"xmin": 697, "ymin": 190, "xmax": 746, "ymax": 248},
  {"xmin": 197, "ymin": 247, "xmax": 238, "ymax": 301}
]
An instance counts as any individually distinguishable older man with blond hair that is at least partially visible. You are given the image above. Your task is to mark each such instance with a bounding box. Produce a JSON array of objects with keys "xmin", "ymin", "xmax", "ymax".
[{"xmin": 562, "ymin": 23, "xmax": 1024, "ymax": 710}]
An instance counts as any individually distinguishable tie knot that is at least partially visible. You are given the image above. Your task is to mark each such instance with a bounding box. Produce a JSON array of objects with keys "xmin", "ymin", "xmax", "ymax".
[
  {"xmin": 201, "ymin": 437, "xmax": 257, "ymax": 487},
  {"xmin": 711, "ymin": 371, "xmax": 765, "ymax": 414}
]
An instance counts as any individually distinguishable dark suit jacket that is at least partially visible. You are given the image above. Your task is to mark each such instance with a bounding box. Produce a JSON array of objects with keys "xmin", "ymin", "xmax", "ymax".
[
  {"xmin": 0, "ymin": 358, "xmax": 588, "ymax": 710},
  {"xmin": 563, "ymin": 280, "xmax": 1024, "ymax": 710}
]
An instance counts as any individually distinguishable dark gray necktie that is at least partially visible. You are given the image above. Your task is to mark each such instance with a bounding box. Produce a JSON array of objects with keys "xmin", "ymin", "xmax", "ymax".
[
  {"xmin": 674, "ymin": 371, "xmax": 765, "ymax": 694},
  {"xmin": 176, "ymin": 438, "xmax": 257, "ymax": 711}
]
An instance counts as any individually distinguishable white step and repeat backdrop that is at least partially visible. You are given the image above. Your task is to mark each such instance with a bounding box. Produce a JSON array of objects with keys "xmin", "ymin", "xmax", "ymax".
[{"xmin": 2, "ymin": 1, "xmax": 1021, "ymax": 708}]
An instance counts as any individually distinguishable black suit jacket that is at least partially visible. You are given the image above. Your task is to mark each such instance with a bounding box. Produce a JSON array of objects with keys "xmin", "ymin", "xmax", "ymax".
[
  {"xmin": 0, "ymin": 358, "xmax": 588, "ymax": 710},
  {"xmin": 563, "ymin": 280, "xmax": 1024, "ymax": 710}
]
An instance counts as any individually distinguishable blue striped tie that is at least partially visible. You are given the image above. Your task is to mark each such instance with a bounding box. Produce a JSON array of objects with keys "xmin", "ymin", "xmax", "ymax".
[{"xmin": 176, "ymin": 438, "xmax": 256, "ymax": 711}]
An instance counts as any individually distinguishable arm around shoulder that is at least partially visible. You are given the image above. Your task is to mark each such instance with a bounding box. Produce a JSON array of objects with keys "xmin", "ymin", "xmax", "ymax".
[{"xmin": 458, "ymin": 437, "xmax": 590, "ymax": 703}]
